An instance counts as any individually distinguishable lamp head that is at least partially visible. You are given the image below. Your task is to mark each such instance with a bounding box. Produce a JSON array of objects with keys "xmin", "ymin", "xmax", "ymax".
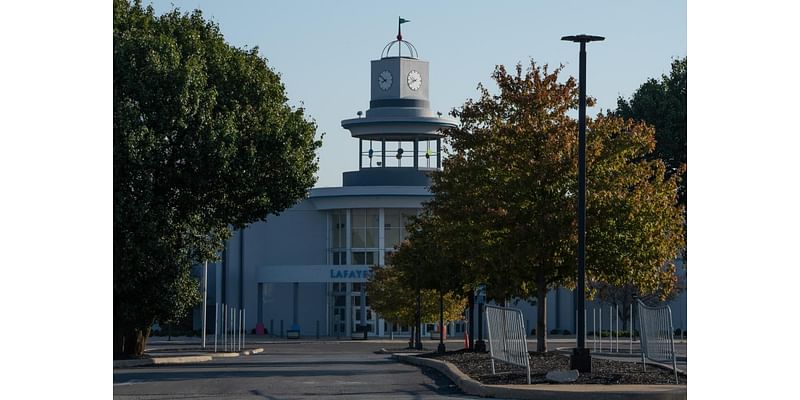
[{"xmin": 561, "ymin": 34, "xmax": 605, "ymax": 43}]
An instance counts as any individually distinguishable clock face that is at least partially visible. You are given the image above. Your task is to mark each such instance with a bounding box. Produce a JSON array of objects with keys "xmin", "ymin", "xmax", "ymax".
[
  {"xmin": 378, "ymin": 70, "xmax": 393, "ymax": 90},
  {"xmin": 407, "ymin": 70, "xmax": 422, "ymax": 90}
]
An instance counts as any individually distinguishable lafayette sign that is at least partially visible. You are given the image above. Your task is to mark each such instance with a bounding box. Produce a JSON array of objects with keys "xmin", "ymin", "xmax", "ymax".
[
  {"xmin": 256, "ymin": 264, "xmax": 373, "ymax": 283},
  {"xmin": 330, "ymin": 269, "xmax": 372, "ymax": 280}
]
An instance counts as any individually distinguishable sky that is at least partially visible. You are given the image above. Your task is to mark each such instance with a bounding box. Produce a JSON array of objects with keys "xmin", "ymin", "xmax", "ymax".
[{"xmin": 147, "ymin": 0, "xmax": 686, "ymax": 188}]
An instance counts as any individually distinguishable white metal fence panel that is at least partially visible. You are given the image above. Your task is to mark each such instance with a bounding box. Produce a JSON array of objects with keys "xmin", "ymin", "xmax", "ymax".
[
  {"xmin": 637, "ymin": 299, "xmax": 678, "ymax": 383},
  {"xmin": 485, "ymin": 305, "xmax": 531, "ymax": 384}
]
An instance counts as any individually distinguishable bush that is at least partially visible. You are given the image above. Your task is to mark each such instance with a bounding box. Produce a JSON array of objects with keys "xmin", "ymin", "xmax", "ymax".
[
  {"xmin": 562, "ymin": 329, "xmax": 571, "ymax": 335},
  {"xmin": 530, "ymin": 328, "xmax": 536, "ymax": 335},
  {"xmin": 550, "ymin": 329, "xmax": 560, "ymax": 335}
]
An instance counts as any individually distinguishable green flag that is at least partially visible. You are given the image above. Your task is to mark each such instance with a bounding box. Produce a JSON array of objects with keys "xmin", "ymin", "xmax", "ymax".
[{"xmin": 399, "ymin": 17, "xmax": 410, "ymax": 24}]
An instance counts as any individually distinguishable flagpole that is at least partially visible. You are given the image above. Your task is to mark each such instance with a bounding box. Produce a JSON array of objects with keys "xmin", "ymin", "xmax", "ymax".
[{"xmin": 397, "ymin": 16, "xmax": 401, "ymax": 57}]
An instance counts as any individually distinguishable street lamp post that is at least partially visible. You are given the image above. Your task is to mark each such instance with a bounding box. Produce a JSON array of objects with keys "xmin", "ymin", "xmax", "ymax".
[
  {"xmin": 202, "ymin": 260, "xmax": 208, "ymax": 349},
  {"xmin": 562, "ymin": 34, "xmax": 604, "ymax": 373}
]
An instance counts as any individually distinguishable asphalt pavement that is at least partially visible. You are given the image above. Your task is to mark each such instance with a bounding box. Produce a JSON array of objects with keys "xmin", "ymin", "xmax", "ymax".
[
  {"xmin": 114, "ymin": 336, "xmax": 687, "ymax": 399},
  {"xmin": 114, "ymin": 340, "xmax": 480, "ymax": 399}
]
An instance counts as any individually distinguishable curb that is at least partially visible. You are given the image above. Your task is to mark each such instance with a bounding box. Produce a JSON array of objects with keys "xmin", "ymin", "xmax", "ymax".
[
  {"xmin": 114, "ymin": 347, "xmax": 265, "ymax": 368},
  {"xmin": 393, "ymin": 354, "xmax": 687, "ymax": 400},
  {"xmin": 554, "ymin": 347, "xmax": 688, "ymax": 362}
]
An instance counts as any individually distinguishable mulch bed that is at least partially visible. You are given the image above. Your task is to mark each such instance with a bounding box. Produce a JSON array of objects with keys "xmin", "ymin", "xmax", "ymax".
[{"xmin": 421, "ymin": 350, "xmax": 686, "ymax": 385}]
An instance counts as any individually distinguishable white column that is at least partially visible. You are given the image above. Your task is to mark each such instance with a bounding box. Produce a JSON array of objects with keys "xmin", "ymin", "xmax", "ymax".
[
  {"xmin": 345, "ymin": 209, "xmax": 352, "ymax": 265},
  {"xmin": 345, "ymin": 282, "xmax": 352, "ymax": 337},
  {"xmin": 378, "ymin": 208, "xmax": 385, "ymax": 266}
]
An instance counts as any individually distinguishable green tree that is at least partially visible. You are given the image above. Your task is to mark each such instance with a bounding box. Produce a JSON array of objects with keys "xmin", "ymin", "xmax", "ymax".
[
  {"xmin": 114, "ymin": 0, "xmax": 321, "ymax": 356},
  {"xmin": 429, "ymin": 61, "xmax": 685, "ymax": 352},
  {"xmin": 616, "ymin": 57, "xmax": 687, "ymax": 205}
]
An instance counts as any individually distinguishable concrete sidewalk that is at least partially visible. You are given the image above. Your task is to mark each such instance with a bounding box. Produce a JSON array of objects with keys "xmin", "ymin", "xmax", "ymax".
[{"xmin": 113, "ymin": 338, "xmax": 265, "ymax": 368}]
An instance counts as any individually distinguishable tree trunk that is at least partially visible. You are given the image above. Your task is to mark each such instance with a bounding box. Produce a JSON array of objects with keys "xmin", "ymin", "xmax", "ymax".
[
  {"xmin": 408, "ymin": 325, "xmax": 415, "ymax": 349},
  {"xmin": 120, "ymin": 326, "xmax": 151, "ymax": 357},
  {"xmin": 114, "ymin": 330, "xmax": 125, "ymax": 358},
  {"xmin": 536, "ymin": 270, "xmax": 548, "ymax": 352}
]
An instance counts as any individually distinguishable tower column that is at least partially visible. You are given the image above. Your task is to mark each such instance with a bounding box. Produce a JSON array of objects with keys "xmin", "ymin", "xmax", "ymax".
[
  {"xmin": 436, "ymin": 139, "xmax": 441, "ymax": 169},
  {"xmin": 413, "ymin": 138, "xmax": 418, "ymax": 169},
  {"xmin": 381, "ymin": 139, "xmax": 386, "ymax": 168}
]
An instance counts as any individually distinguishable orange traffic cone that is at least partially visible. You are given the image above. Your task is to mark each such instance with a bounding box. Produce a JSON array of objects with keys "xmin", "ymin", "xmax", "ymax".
[{"xmin": 463, "ymin": 331, "xmax": 469, "ymax": 349}]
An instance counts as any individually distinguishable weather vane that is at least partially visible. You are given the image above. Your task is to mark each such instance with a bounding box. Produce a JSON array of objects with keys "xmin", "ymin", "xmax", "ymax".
[
  {"xmin": 382, "ymin": 17, "xmax": 417, "ymax": 58},
  {"xmin": 397, "ymin": 17, "xmax": 410, "ymax": 40}
]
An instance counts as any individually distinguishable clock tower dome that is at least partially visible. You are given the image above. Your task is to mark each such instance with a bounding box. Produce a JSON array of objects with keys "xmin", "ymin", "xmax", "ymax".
[{"xmin": 341, "ymin": 26, "xmax": 456, "ymax": 186}]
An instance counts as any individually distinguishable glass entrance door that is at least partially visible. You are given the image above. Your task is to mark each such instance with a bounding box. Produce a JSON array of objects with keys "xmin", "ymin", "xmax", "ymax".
[
  {"xmin": 351, "ymin": 283, "xmax": 375, "ymax": 335},
  {"xmin": 331, "ymin": 283, "xmax": 347, "ymax": 335}
]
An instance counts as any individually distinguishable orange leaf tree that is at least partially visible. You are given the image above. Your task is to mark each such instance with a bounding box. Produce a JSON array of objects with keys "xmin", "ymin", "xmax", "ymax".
[{"xmin": 426, "ymin": 61, "xmax": 685, "ymax": 351}]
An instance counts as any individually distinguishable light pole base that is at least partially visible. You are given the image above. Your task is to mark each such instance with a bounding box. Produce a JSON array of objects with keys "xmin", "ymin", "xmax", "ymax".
[
  {"xmin": 570, "ymin": 348, "xmax": 592, "ymax": 373},
  {"xmin": 474, "ymin": 339, "xmax": 486, "ymax": 352},
  {"xmin": 437, "ymin": 342, "xmax": 446, "ymax": 354}
]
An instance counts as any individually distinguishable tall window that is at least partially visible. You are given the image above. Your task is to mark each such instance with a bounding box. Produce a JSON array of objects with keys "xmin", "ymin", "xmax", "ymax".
[
  {"xmin": 351, "ymin": 208, "xmax": 379, "ymax": 266},
  {"xmin": 351, "ymin": 208, "xmax": 379, "ymax": 248},
  {"xmin": 330, "ymin": 210, "xmax": 347, "ymax": 265},
  {"xmin": 383, "ymin": 208, "xmax": 416, "ymax": 250}
]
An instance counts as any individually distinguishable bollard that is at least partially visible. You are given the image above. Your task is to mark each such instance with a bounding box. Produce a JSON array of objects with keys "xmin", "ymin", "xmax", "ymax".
[
  {"xmin": 615, "ymin": 304, "xmax": 619, "ymax": 353},
  {"xmin": 608, "ymin": 306, "xmax": 612, "ymax": 353},
  {"xmin": 574, "ymin": 310, "xmax": 577, "ymax": 342},
  {"xmin": 214, "ymin": 303, "xmax": 218, "ymax": 353},
  {"xmin": 223, "ymin": 304, "xmax": 227, "ymax": 352},
  {"xmin": 592, "ymin": 308, "xmax": 596, "ymax": 352},
  {"xmin": 243, "ymin": 308, "xmax": 246, "ymax": 350},
  {"xmin": 584, "ymin": 309, "xmax": 587, "ymax": 346},
  {"xmin": 629, "ymin": 304, "xmax": 633, "ymax": 354}
]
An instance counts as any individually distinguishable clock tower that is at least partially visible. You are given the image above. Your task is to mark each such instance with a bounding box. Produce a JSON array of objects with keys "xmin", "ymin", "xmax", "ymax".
[{"xmin": 341, "ymin": 27, "xmax": 456, "ymax": 186}]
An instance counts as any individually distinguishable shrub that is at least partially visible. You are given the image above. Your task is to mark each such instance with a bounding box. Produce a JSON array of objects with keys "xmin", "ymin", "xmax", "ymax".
[
  {"xmin": 550, "ymin": 329, "xmax": 560, "ymax": 335},
  {"xmin": 562, "ymin": 329, "xmax": 571, "ymax": 335}
]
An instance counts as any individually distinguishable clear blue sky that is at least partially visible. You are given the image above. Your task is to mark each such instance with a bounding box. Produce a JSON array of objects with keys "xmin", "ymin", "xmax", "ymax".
[{"xmin": 147, "ymin": 0, "xmax": 686, "ymax": 188}]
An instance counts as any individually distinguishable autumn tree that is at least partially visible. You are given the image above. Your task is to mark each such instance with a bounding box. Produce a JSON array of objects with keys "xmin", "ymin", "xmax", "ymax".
[
  {"xmin": 369, "ymin": 263, "xmax": 466, "ymax": 348},
  {"xmin": 114, "ymin": 0, "xmax": 320, "ymax": 356},
  {"xmin": 376, "ymin": 214, "xmax": 469, "ymax": 349},
  {"xmin": 403, "ymin": 211, "xmax": 470, "ymax": 350},
  {"xmin": 428, "ymin": 61, "xmax": 685, "ymax": 352}
]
